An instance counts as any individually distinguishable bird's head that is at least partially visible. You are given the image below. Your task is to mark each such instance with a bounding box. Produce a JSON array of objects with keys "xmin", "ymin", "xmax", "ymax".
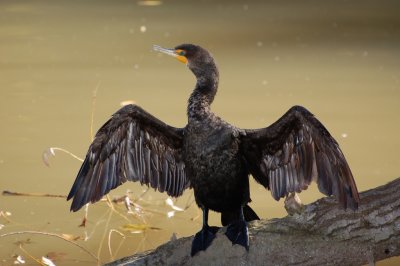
[
  {"xmin": 153, "ymin": 44, "xmax": 219, "ymax": 97},
  {"xmin": 153, "ymin": 44, "xmax": 216, "ymax": 73}
]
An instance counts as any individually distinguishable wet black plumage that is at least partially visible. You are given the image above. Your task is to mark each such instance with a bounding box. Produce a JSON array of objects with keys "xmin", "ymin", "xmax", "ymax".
[{"xmin": 67, "ymin": 44, "xmax": 360, "ymax": 255}]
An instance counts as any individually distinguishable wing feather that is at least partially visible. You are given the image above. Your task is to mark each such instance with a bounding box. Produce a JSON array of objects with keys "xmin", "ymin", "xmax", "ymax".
[
  {"xmin": 67, "ymin": 104, "xmax": 190, "ymax": 212},
  {"xmin": 241, "ymin": 105, "xmax": 360, "ymax": 210}
]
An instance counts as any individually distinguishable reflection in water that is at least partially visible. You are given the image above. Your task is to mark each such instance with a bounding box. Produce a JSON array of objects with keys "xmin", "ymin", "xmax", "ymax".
[{"xmin": 0, "ymin": 0, "xmax": 399, "ymax": 264}]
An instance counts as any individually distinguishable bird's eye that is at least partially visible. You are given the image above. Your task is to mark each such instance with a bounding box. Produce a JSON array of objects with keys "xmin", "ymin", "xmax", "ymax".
[{"xmin": 178, "ymin": 50, "xmax": 185, "ymax": 56}]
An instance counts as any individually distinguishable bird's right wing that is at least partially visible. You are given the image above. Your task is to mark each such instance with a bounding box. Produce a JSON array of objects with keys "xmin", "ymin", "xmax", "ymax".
[{"xmin": 67, "ymin": 104, "xmax": 189, "ymax": 211}]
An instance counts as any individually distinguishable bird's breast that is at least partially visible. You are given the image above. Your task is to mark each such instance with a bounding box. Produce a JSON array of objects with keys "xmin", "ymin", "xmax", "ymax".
[
  {"xmin": 183, "ymin": 123, "xmax": 238, "ymax": 165},
  {"xmin": 182, "ymin": 123, "xmax": 249, "ymax": 211},
  {"xmin": 184, "ymin": 123, "xmax": 243, "ymax": 181}
]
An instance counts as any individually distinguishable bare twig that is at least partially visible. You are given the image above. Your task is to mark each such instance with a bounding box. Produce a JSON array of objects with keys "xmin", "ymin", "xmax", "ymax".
[
  {"xmin": 0, "ymin": 231, "xmax": 100, "ymax": 263},
  {"xmin": 97, "ymin": 210, "xmax": 114, "ymax": 264},
  {"xmin": 108, "ymin": 229, "xmax": 126, "ymax": 260},
  {"xmin": 2, "ymin": 190, "xmax": 66, "ymax": 198},
  {"xmin": 19, "ymin": 244, "xmax": 46, "ymax": 266},
  {"xmin": 90, "ymin": 81, "xmax": 101, "ymax": 141},
  {"xmin": 42, "ymin": 147, "xmax": 83, "ymax": 167}
]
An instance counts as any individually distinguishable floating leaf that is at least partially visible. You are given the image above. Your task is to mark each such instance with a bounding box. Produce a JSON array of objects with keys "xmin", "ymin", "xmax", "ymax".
[
  {"xmin": 121, "ymin": 223, "xmax": 161, "ymax": 233},
  {"xmin": 166, "ymin": 198, "xmax": 173, "ymax": 206},
  {"xmin": 124, "ymin": 196, "xmax": 133, "ymax": 213},
  {"xmin": 61, "ymin": 233, "xmax": 81, "ymax": 241},
  {"xmin": 79, "ymin": 216, "xmax": 87, "ymax": 228},
  {"xmin": 42, "ymin": 148, "xmax": 56, "ymax": 167},
  {"xmin": 42, "ymin": 257, "xmax": 56, "ymax": 266},
  {"xmin": 171, "ymin": 205, "xmax": 183, "ymax": 211},
  {"xmin": 121, "ymin": 223, "xmax": 149, "ymax": 233},
  {"xmin": 165, "ymin": 198, "xmax": 184, "ymax": 211},
  {"xmin": 14, "ymin": 255, "xmax": 25, "ymax": 264},
  {"xmin": 46, "ymin": 252, "xmax": 67, "ymax": 261}
]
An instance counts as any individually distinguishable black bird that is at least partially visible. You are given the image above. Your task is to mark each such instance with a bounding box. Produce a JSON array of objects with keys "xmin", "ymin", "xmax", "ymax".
[{"xmin": 67, "ymin": 44, "xmax": 360, "ymax": 256}]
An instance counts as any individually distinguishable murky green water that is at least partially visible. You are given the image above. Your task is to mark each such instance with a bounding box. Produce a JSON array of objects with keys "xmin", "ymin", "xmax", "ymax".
[{"xmin": 1, "ymin": 0, "xmax": 399, "ymax": 265}]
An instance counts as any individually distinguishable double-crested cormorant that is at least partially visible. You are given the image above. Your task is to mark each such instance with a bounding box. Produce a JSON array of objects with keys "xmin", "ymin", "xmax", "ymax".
[{"xmin": 67, "ymin": 44, "xmax": 360, "ymax": 256}]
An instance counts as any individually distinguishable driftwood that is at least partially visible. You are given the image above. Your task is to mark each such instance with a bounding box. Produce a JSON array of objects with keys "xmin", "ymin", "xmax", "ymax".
[{"xmin": 107, "ymin": 178, "xmax": 400, "ymax": 266}]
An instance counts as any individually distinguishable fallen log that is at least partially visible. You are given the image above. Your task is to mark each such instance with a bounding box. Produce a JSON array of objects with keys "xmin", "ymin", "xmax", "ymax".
[{"xmin": 106, "ymin": 177, "xmax": 400, "ymax": 266}]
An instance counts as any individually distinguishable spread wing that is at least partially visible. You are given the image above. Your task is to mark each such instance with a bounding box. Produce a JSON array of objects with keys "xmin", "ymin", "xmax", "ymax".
[
  {"xmin": 67, "ymin": 104, "xmax": 189, "ymax": 211},
  {"xmin": 241, "ymin": 106, "xmax": 359, "ymax": 210}
]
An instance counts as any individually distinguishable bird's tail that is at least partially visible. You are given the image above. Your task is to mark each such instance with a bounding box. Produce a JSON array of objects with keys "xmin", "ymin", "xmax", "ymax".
[{"xmin": 221, "ymin": 204, "xmax": 260, "ymax": 226}]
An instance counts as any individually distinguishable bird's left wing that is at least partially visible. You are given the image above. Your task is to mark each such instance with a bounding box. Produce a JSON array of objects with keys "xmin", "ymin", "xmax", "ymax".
[
  {"xmin": 240, "ymin": 106, "xmax": 359, "ymax": 210},
  {"xmin": 67, "ymin": 104, "xmax": 189, "ymax": 211}
]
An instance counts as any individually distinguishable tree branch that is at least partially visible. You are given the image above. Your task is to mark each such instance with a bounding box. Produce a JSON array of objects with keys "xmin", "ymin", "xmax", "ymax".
[{"xmin": 106, "ymin": 177, "xmax": 400, "ymax": 266}]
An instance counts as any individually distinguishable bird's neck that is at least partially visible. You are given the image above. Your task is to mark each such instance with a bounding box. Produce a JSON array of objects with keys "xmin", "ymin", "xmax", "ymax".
[{"xmin": 187, "ymin": 63, "xmax": 219, "ymax": 121}]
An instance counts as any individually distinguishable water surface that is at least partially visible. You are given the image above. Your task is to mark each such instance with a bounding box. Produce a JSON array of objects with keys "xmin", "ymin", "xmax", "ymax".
[{"xmin": 1, "ymin": 0, "xmax": 399, "ymax": 265}]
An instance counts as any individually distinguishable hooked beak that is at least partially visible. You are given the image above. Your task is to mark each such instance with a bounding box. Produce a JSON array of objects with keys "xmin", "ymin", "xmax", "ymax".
[{"xmin": 153, "ymin": 45, "xmax": 188, "ymax": 64}]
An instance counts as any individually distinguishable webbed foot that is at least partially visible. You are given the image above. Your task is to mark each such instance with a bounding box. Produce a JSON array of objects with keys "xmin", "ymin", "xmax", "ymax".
[
  {"xmin": 191, "ymin": 225, "xmax": 219, "ymax": 256},
  {"xmin": 225, "ymin": 217, "xmax": 249, "ymax": 250}
]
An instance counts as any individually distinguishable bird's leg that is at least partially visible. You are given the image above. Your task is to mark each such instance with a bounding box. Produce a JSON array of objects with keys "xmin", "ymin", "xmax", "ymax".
[
  {"xmin": 225, "ymin": 206, "xmax": 249, "ymax": 250},
  {"xmin": 284, "ymin": 192, "xmax": 304, "ymax": 215},
  {"xmin": 191, "ymin": 207, "xmax": 219, "ymax": 256}
]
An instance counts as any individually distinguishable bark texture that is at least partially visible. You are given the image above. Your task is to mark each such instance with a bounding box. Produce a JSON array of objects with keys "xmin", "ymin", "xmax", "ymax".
[{"xmin": 106, "ymin": 178, "xmax": 400, "ymax": 266}]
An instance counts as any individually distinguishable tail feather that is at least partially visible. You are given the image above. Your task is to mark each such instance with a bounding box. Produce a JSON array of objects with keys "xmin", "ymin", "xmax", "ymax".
[
  {"xmin": 221, "ymin": 204, "xmax": 260, "ymax": 226},
  {"xmin": 243, "ymin": 204, "xmax": 260, "ymax": 222}
]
